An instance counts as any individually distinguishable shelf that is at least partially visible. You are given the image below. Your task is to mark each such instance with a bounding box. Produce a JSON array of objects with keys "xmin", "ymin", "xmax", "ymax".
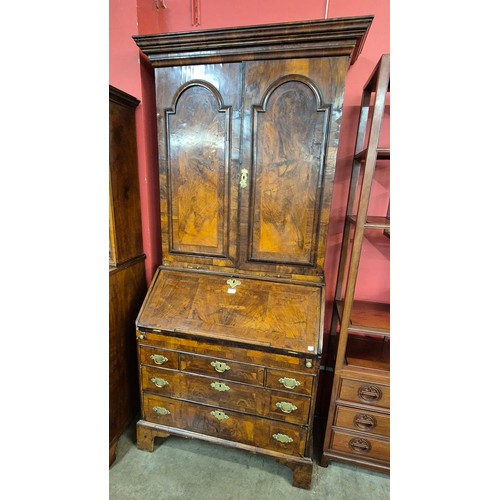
[
  {"xmin": 353, "ymin": 147, "xmax": 390, "ymax": 162},
  {"xmin": 336, "ymin": 300, "xmax": 390, "ymax": 337},
  {"xmin": 344, "ymin": 335, "xmax": 390, "ymax": 372},
  {"xmin": 346, "ymin": 215, "xmax": 390, "ymax": 230}
]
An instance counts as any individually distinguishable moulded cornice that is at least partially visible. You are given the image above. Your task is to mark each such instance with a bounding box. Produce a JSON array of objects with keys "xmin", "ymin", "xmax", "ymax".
[{"xmin": 133, "ymin": 16, "xmax": 373, "ymax": 67}]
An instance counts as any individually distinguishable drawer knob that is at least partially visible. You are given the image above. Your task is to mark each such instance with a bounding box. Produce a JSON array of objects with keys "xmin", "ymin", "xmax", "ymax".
[
  {"xmin": 358, "ymin": 385, "xmax": 382, "ymax": 402},
  {"xmin": 354, "ymin": 414, "xmax": 377, "ymax": 431},
  {"xmin": 210, "ymin": 361, "xmax": 231, "ymax": 373},
  {"xmin": 152, "ymin": 406, "xmax": 170, "ymax": 416},
  {"xmin": 151, "ymin": 377, "xmax": 169, "ymax": 388},
  {"xmin": 275, "ymin": 401, "xmax": 298, "ymax": 414},
  {"xmin": 210, "ymin": 410, "xmax": 229, "ymax": 421},
  {"xmin": 272, "ymin": 433, "xmax": 293, "ymax": 444},
  {"xmin": 305, "ymin": 359, "xmax": 313, "ymax": 369},
  {"xmin": 348, "ymin": 437, "xmax": 371, "ymax": 454},
  {"xmin": 210, "ymin": 381, "xmax": 230, "ymax": 392},
  {"xmin": 279, "ymin": 377, "xmax": 301, "ymax": 389},
  {"xmin": 150, "ymin": 354, "xmax": 169, "ymax": 365}
]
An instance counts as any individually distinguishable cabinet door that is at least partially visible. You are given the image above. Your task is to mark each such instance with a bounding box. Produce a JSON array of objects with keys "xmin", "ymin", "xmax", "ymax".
[
  {"xmin": 238, "ymin": 57, "xmax": 349, "ymax": 277},
  {"xmin": 155, "ymin": 64, "xmax": 242, "ymax": 269}
]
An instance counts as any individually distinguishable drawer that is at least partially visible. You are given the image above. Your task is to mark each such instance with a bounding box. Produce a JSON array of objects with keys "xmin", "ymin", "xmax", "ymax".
[
  {"xmin": 334, "ymin": 406, "xmax": 390, "ymax": 437},
  {"xmin": 266, "ymin": 368, "xmax": 314, "ymax": 396},
  {"xmin": 180, "ymin": 352, "xmax": 265, "ymax": 386},
  {"xmin": 142, "ymin": 367, "xmax": 310, "ymax": 425},
  {"xmin": 141, "ymin": 366, "xmax": 182, "ymax": 397},
  {"xmin": 143, "ymin": 393, "xmax": 308, "ymax": 457},
  {"xmin": 139, "ymin": 346, "xmax": 179, "ymax": 370},
  {"xmin": 330, "ymin": 430, "xmax": 389, "ymax": 462},
  {"xmin": 338, "ymin": 378, "xmax": 390, "ymax": 409}
]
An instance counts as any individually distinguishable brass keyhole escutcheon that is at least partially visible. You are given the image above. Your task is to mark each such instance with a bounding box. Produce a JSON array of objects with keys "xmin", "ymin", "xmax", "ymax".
[
  {"xmin": 210, "ymin": 410, "xmax": 229, "ymax": 421},
  {"xmin": 211, "ymin": 381, "xmax": 230, "ymax": 392},
  {"xmin": 240, "ymin": 168, "xmax": 248, "ymax": 189},
  {"xmin": 226, "ymin": 278, "xmax": 241, "ymax": 289}
]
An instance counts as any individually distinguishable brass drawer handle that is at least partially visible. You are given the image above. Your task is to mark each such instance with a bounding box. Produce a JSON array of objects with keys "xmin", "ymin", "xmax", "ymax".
[
  {"xmin": 210, "ymin": 361, "xmax": 231, "ymax": 373},
  {"xmin": 279, "ymin": 377, "xmax": 301, "ymax": 389},
  {"xmin": 354, "ymin": 414, "xmax": 377, "ymax": 431},
  {"xmin": 151, "ymin": 377, "xmax": 169, "ymax": 388},
  {"xmin": 272, "ymin": 433, "xmax": 293, "ymax": 444},
  {"xmin": 210, "ymin": 410, "xmax": 229, "ymax": 421},
  {"xmin": 275, "ymin": 401, "xmax": 298, "ymax": 414},
  {"xmin": 153, "ymin": 406, "xmax": 170, "ymax": 416},
  {"xmin": 211, "ymin": 382, "xmax": 230, "ymax": 392},
  {"xmin": 358, "ymin": 385, "xmax": 382, "ymax": 402},
  {"xmin": 348, "ymin": 437, "xmax": 371, "ymax": 454},
  {"xmin": 150, "ymin": 354, "xmax": 169, "ymax": 365}
]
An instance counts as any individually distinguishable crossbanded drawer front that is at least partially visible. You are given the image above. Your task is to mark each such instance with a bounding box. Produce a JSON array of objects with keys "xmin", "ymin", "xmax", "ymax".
[
  {"xmin": 334, "ymin": 406, "xmax": 390, "ymax": 437},
  {"xmin": 266, "ymin": 368, "xmax": 314, "ymax": 396},
  {"xmin": 338, "ymin": 379, "xmax": 390, "ymax": 409},
  {"xmin": 143, "ymin": 394, "xmax": 307, "ymax": 457},
  {"xmin": 330, "ymin": 430, "xmax": 389, "ymax": 462},
  {"xmin": 140, "ymin": 346, "xmax": 179, "ymax": 370},
  {"xmin": 142, "ymin": 366, "xmax": 310, "ymax": 425},
  {"xmin": 180, "ymin": 352, "xmax": 264, "ymax": 386}
]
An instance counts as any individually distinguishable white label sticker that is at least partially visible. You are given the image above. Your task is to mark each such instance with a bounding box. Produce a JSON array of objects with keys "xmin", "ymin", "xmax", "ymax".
[
  {"xmin": 307, "ymin": 346, "xmax": 314, "ymax": 351},
  {"xmin": 227, "ymin": 288, "xmax": 236, "ymax": 294}
]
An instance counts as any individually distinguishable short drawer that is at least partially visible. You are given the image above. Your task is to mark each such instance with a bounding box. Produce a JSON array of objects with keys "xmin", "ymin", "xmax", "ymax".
[
  {"xmin": 139, "ymin": 346, "xmax": 179, "ymax": 370},
  {"xmin": 143, "ymin": 393, "xmax": 308, "ymax": 457},
  {"xmin": 330, "ymin": 430, "xmax": 389, "ymax": 463},
  {"xmin": 338, "ymin": 378, "xmax": 390, "ymax": 409},
  {"xmin": 334, "ymin": 406, "xmax": 390, "ymax": 437},
  {"xmin": 141, "ymin": 366, "xmax": 182, "ymax": 397},
  {"xmin": 266, "ymin": 368, "xmax": 314, "ymax": 396},
  {"xmin": 180, "ymin": 352, "xmax": 264, "ymax": 386}
]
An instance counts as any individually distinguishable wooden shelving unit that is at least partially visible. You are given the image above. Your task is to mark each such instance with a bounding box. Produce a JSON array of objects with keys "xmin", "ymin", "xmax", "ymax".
[{"xmin": 321, "ymin": 54, "xmax": 390, "ymax": 473}]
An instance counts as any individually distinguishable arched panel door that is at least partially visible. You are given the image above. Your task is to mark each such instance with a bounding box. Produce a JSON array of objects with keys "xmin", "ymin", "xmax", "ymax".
[
  {"xmin": 239, "ymin": 57, "xmax": 349, "ymax": 278},
  {"xmin": 155, "ymin": 65, "xmax": 242, "ymax": 270}
]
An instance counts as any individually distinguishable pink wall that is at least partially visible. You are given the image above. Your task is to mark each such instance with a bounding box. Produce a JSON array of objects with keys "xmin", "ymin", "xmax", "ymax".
[{"xmin": 109, "ymin": 0, "xmax": 390, "ymax": 328}]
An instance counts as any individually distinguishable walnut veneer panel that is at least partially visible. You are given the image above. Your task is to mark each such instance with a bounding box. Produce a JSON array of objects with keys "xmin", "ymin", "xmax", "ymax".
[{"xmin": 137, "ymin": 268, "xmax": 323, "ymax": 355}]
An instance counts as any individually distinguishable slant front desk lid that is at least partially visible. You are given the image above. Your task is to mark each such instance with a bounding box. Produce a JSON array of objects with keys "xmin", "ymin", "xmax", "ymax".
[{"xmin": 137, "ymin": 268, "xmax": 324, "ymax": 356}]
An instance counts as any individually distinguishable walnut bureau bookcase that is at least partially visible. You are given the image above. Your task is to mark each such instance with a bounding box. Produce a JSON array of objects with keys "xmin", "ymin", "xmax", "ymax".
[
  {"xmin": 321, "ymin": 54, "xmax": 390, "ymax": 473},
  {"xmin": 133, "ymin": 17, "xmax": 372, "ymax": 489}
]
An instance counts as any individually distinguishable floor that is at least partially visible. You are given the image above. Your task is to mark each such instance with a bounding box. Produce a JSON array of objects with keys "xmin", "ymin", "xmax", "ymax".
[{"xmin": 109, "ymin": 422, "xmax": 390, "ymax": 499}]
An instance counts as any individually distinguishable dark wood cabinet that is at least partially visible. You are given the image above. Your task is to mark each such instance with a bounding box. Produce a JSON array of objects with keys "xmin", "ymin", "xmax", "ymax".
[
  {"xmin": 320, "ymin": 54, "xmax": 390, "ymax": 473},
  {"xmin": 109, "ymin": 86, "xmax": 147, "ymax": 465},
  {"xmin": 133, "ymin": 17, "xmax": 373, "ymax": 489}
]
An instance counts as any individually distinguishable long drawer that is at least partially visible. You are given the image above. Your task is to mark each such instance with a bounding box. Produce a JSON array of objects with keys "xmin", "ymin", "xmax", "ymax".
[
  {"xmin": 334, "ymin": 405, "xmax": 390, "ymax": 438},
  {"xmin": 141, "ymin": 365, "xmax": 311, "ymax": 425},
  {"xmin": 329, "ymin": 429, "xmax": 389, "ymax": 462},
  {"xmin": 143, "ymin": 393, "xmax": 308, "ymax": 457}
]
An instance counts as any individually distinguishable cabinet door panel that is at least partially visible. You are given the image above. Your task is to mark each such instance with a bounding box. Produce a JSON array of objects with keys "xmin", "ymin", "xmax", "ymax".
[
  {"xmin": 239, "ymin": 57, "xmax": 349, "ymax": 276},
  {"xmin": 156, "ymin": 65, "xmax": 242, "ymax": 269}
]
